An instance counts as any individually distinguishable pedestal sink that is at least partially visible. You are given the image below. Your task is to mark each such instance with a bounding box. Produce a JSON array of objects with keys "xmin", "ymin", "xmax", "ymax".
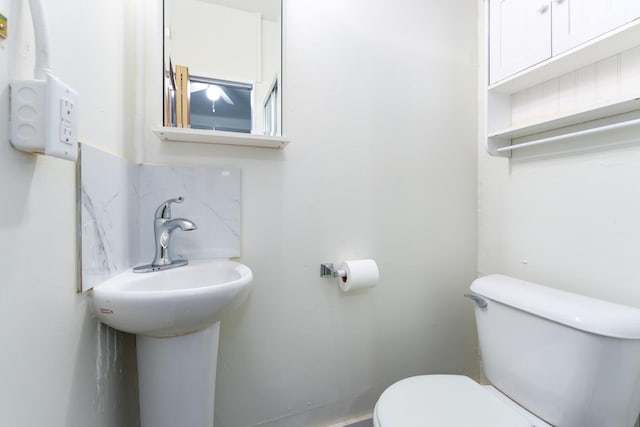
[{"xmin": 89, "ymin": 259, "xmax": 253, "ymax": 427}]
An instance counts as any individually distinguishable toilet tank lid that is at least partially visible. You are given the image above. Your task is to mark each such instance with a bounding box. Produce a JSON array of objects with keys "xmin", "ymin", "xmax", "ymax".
[{"xmin": 470, "ymin": 275, "xmax": 640, "ymax": 339}]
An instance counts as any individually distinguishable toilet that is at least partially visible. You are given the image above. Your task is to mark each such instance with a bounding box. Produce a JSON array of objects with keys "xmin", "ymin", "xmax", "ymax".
[{"xmin": 373, "ymin": 274, "xmax": 640, "ymax": 427}]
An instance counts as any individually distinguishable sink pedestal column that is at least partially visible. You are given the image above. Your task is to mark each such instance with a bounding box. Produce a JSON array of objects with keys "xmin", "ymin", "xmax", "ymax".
[{"xmin": 137, "ymin": 322, "xmax": 220, "ymax": 427}]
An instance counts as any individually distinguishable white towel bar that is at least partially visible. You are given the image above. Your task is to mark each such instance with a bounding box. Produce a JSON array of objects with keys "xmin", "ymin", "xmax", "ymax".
[{"xmin": 496, "ymin": 117, "xmax": 640, "ymax": 153}]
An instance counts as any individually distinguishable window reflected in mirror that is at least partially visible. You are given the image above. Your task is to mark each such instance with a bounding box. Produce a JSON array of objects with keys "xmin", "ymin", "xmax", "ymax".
[
  {"xmin": 190, "ymin": 76, "xmax": 253, "ymax": 133},
  {"xmin": 263, "ymin": 79, "xmax": 279, "ymax": 136},
  {"xmin": 163, "ymin": 0, "xmax": 282, "ymax": 136}
]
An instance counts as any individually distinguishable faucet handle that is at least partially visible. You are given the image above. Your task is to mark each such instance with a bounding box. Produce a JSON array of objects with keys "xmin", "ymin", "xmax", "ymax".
[{"xmin": 154, "ymin": 196, "xmax": 184, "ymax": 219}]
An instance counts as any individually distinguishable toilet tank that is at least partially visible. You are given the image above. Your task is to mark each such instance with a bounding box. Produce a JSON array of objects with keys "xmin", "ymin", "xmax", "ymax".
[{"xmin": 470, "ymin": 275, "xmax": 640, "ymax": 427}]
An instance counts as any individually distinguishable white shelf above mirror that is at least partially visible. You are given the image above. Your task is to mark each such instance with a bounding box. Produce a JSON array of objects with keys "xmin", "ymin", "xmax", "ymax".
[{"xmin": 152, "ymin": 126, "xmax": 290, "ymax": 149}]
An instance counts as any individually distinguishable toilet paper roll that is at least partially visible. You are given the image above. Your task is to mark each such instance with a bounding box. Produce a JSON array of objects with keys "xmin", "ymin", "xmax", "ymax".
[{"xmin": 338, "ymin": 259, "xmax": 379, "ymax": 292}]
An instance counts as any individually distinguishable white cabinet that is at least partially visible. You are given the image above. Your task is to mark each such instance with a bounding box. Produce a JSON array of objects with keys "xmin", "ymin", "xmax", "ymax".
[
  {"xmin": 485, "ymin": 0, "xmax": 640, "ymax": 157},
  {"xmin": 489, "ymin": 0, "xmax": 552, "ymax": 84},
  {"xmin": 489, "ymin": 0, "xmax": 640, "ymax": 84},
  {"xmin": 552, "ymin": 0, "xmax": 640, "ymax": 55}
]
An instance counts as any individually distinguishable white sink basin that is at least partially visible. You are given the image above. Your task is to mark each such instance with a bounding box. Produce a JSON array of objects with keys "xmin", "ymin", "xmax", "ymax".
[{"xmin": 90, "ymin": 259, "xmax": 253, "ymax": 337}]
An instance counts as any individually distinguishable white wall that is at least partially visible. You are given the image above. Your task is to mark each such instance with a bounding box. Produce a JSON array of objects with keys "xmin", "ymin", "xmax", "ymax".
[
  {"xmin": 0, "ymin": 0, "xmax": 138, "ymax": 425},
  {"xmin": 478, "ymin": 10, "xmax": 640, "ymax": 305},
  {"xmin": 144, "ymin": 0, "xmax": 479, "ymax": 425}
]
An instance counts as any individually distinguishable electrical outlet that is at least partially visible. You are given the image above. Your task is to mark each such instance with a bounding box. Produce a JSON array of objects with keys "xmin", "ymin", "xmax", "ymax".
[
  {"xmin": 10, "ymin": 73, "xmax": 78, "ymax": 161},
  {"xmin": 59, "ymin": 98, "xmax": 75, "ymax": 145},
  {"xmin": 44, "ymin": 74, "xmax": 78, "ymax": 160}
]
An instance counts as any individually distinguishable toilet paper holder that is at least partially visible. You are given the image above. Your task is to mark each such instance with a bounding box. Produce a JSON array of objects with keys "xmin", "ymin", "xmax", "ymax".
[{"xmin": 320, "ymin": 263, "xmax": 346, "ymax": 279}]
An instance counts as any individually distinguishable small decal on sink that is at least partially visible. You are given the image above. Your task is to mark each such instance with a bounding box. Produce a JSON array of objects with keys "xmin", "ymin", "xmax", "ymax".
[{"xmin": 100, "ymin": 308, "xmax": 114, "ymax": 314}]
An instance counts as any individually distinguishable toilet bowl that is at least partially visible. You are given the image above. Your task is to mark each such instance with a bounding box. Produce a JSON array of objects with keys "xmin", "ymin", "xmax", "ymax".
[
  {"xmin": 373, "ymin": 375, "xmax": 550, "ymax": 427},
  {"xmin": 373, "ymin": 275, "xmax": 640, "ymax": 427}
]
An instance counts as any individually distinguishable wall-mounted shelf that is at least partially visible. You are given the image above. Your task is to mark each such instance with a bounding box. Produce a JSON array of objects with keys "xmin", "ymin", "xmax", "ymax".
[
  {"xmin": 487, "ymin": 98, "xmax": 640, "ymax": 156},
  {"xmin": 489, "ymin": 97, "xmax": 640, "ymax": 140},
  {"xmin": 152, "ymin": 126, "xmax": 290, "ymax": 149},
  {"xmin": 494, "ymin": 116, "xmax": 640, "ymax": 154}
]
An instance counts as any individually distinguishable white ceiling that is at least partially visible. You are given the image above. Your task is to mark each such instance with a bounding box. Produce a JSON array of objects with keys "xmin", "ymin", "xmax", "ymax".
[{"xmin": 195, "ymin": 0, "xmax": 281, "ymax": 21}]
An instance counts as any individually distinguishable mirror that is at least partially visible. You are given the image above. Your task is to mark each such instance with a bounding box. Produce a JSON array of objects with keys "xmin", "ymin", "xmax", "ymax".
[{"xmin": 163, "ymin": 0, "xmax": 282, "ymax": 136}]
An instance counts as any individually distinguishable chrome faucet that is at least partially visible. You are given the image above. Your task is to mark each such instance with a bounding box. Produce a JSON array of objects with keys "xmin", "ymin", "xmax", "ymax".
[{"xmin": 133, "ymin": 196, "xmax": 197, "ymax": 273}]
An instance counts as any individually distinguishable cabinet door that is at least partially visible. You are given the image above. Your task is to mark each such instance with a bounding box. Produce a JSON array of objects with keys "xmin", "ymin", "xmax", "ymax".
[
  {"xmin": 553, "ymin": 0, "xmax": 640, "ymax": 55},
  {"xmin": 489, "ymin": 0, "xmax": 552, "ymax": 84}
]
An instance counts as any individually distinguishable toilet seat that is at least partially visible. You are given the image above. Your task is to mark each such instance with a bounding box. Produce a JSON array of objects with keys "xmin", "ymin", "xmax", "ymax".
[{"xmin": 374, "ymin": 375, "xmax": 544, "ymax": 427}]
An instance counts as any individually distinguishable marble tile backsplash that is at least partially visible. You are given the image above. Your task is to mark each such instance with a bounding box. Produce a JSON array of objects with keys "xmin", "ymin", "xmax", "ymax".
[
  {"xmin": 79, "ymin": 144, "xmax": 137, "ymax": 291},
  {"xmin": 137, "ymin": 165, "xmax": 241, "ymax": 264},
  {"xmin": 79, "ymin": 144, "xmax": 241, "ymax": 292}
]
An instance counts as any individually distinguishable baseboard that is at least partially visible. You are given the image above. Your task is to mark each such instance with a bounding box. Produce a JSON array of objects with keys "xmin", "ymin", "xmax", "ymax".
[{"xmin": 327, "ymin": 414, "xmax": 373, "ymax": 427}]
